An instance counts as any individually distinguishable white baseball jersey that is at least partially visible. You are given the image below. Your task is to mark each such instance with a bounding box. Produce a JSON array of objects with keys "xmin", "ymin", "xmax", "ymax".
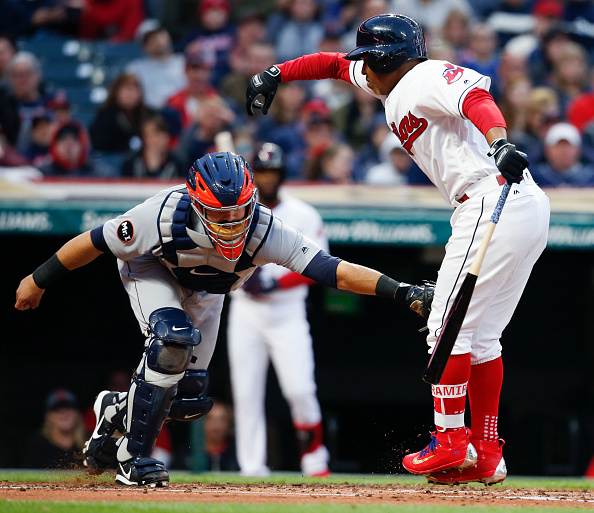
[
  {"xmin": 227, "ymin": 194, "xmax": 330, "ymax": 477},
  {"xmin": 349, "ymin": 59, "xmax": 500, "ymax": 207},
  {"xmin": 346, "ymin": 58, "xmax": 550, "ymax": 363}
]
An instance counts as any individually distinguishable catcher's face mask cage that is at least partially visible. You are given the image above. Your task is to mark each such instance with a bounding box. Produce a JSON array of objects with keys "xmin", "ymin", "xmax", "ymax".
[{"xmin": 187, "ymin": 152, "xmax": 256, "ymax": 261}]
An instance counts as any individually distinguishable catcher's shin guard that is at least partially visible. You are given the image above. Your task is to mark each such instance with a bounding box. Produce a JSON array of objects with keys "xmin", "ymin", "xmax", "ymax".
[
  {"xmin": 168, "ymin": 369, "xmax": 213, "ymax": 421},
  {"xmin": 118, "ymin": 307, "xmax": 202, "ymax": 463}
]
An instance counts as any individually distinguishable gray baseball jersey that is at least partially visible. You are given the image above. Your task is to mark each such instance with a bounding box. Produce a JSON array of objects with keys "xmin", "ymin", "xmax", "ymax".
[{"xmin": 91, "ymin": 184, "xmax": 336, "ymax": 294}]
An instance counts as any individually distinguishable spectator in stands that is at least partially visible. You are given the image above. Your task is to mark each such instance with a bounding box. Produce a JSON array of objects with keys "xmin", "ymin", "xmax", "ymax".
[
  {"xmin": 175, "ymin": 97, "xmax": 235, "ymax": 164},
  {"xmin": 126, "ymin": 20, "xmax": 187, "ymax": 110},
  {"xmin": 203, "ymin": 401, "xmax": 239, "ymax": 472},
  {"xmin": 166, "ymin": 45, "xmax": 233, "ymax": 130},
  {"xmin": 121, "ymin": 114, "xmax": 185, "ymax": 179},
  {"xmin": 226, "ymin": 13, "xmax": 267, "ymax": 79},
  {"xmin": 21, "ymin": 113, "xmax": 53, "ymax": 167},
  {"xmin": 498, "ymin": 75, "xmax": 533, "ymax": 134},
  {"xmin": 6, "ymin": 52, "xmax": 55, "ymax": 152},
  {"xmin": 176, "ymin": 0, "xmax": 235, "ymax": 87},
  {"xmin": 532, "ymin": 122, "xmax": 594, "ymax": 187},
  {"xmin": 304, "ymin": 141, "xmax": 354, "ymax": 183},
  {"xmin": 89, "ymin": 73, "xmax": 153, "ymax": 154},
  {"xmin": 459, "ymin": 23, "xmax": 500, "ymax": 82},
  {"xmin": 45, "ymin": 90, "xmax": 72, "ymax": 125},
  {"xmin": 0, "ymin": 80, "xmax": 20, "ymax": 147},
  {"xmin": 0, "ymin": 121, "xmax": 30, "ymax": 167},
  {"xmin": 527, "ymin": 27, "xmax": 571, "ymax": 87},
  {"xmin": 440, "ymin": 9, "xmax": 471, "ymax": 62},
  {"xmin": 503, "ymin": 0, "xmax": 565, "ymax": 61},
  {"xmin": 40, "ymin": 119, "xmax": 111, "ymax": 177},
  {"xmin": 21, "ymin": 389, "xmax": 86, "ymax": 469},
  {"xmin": 0, "ymin": 33, "xmax": 16, "ymax": 86},
  {"xmin": 340, "ymin": 0, "xmax": 389, "ymax": 54},
  {"xmin": 549, "ymin": 41, "xmax": 590, "ymax": 117},
  {"xmin": 221, "ymin": 41, "xmax": 276, "ymax": 112},
  {"xmin": 78, "ymin": 0, "xmax": 145, "ymax": 43},
  {"xmin": 364, "ymin": 135, "xmax": 417, "ymax": 186},
  {"xmin": 271, "ymin": 0, "xmax": 324, "ymax": 64},
  {"xmin": 484, "ymin": 0, "xmax": 537, "ymax": 49},
  {"xmin": 390, "ymin": 0, "xmax": 473, "ymax": 39},
  {"xmin": 510, "ymin": 86, "xmax": 560, "ymax": 165},
  {"xmin": 567, "ymin": 70, "xmax": 594, "ymax": 134},
  {"xmin": 332, "ymin": 87, "xmax": 383, "ymax": 151},
  {"xmin": 491, "ymin": 48, "xmax": 528, "ymax": 103}
]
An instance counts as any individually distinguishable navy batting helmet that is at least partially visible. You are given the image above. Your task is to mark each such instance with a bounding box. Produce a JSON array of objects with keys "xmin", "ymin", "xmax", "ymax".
[
  {"xmin": 344, "ymin": 14, "xmax": 427, "ymax": 74},
  {"xmin": 252, "ymin": 142, "xmax": 286, "ymax": 181},
  {"xmin": 187, "ymin": 152, "xmax": 256, "ymax": 261}
]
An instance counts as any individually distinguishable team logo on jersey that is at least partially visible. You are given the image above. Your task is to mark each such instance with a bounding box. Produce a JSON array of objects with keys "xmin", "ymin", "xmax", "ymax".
[
  {"xmin": 443, "ymin": 63, "xmax": 464, "ymax": 84},
  {"xmin": 117, "ymin": 220, "xmax": 134, "ymax": 243},
  {"xmin": 391, "ymin": 112, "xmax": 428, "ymax": 156}
]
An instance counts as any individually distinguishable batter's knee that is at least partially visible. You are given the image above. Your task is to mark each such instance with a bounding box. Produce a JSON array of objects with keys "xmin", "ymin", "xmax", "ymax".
[{"xmin": 146, "ymin": 307, "xmax": 201, "ymax": 375}]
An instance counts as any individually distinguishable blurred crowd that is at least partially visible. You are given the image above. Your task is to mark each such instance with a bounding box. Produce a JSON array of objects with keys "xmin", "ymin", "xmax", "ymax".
[{"xmin": 1, "ymin": 0, "xmax": 594, "ymax": 187}]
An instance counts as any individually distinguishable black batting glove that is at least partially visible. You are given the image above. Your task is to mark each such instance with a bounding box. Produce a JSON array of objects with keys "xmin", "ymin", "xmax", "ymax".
[
  {"xmin": 487, "ymin": 138, "xmax": 528, "ymax": 184},
  {"xmin": 405, "ymin": 281, "xmax": 435, "ymax": 321},
  {"xmin": 246, "ymin": 65, "xmax": 281, "ymax": 116}
]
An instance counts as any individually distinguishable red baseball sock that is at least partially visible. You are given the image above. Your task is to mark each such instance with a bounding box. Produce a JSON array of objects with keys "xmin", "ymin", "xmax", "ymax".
[
  {"xmin": 432, "ymin": 353, "xmax": 471, "ymax": 435},
  {"xmin": 468, "ymin": 357, "xmax": 503, "ymax": 441}
]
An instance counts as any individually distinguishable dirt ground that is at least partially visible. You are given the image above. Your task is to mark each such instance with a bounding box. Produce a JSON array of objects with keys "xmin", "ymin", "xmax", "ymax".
[{"xmin": 2, "ymin": 479, "xmax": 594, "ymax": 507}]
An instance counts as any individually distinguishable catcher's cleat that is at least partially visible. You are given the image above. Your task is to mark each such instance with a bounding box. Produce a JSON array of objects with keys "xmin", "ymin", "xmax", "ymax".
[
  {"xmin": 402, "ymin": 428, "xmax": 477, "ymax": 475},
  {"xmin": 115, "ymin": 457, "xmax": 170, "ymax": 487},
  {"xmin": 427, "ymin": 438, "xmax": 507, "ymax": 486},
  {"xmin": 83, "ymin": 390, "xmax": 119, "ymax": 469}
]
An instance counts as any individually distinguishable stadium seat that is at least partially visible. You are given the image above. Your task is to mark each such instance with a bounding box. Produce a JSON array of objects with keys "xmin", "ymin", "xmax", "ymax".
[
  {"xmin": 18, "ymin": 36, "xmax": 94, "ymax": 64},
  {"xmin": 43, "ymin": 62, "xmax": 101, "ymax": 89}
]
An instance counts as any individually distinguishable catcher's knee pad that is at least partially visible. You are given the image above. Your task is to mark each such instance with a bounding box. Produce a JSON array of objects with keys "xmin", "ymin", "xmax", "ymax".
[
  {"xmin": 146, "ymin": 307, "xmax": 202, "ymax": 375},
  {"xmin": 124, "ymin": 376, "xmax": 178, "ymax": 458},
  {"xmin": 168, "ymin": 369, "xmax": 213, "ymax": 421}
]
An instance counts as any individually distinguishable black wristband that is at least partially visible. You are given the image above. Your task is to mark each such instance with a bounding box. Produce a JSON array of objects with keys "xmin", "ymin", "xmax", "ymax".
[
  {"xmin": 375, "ymin": 275, "xmax": 411, "ymax": 304},
  {"xmin": 32, "ymin": 253, "xmax": 69, "ymax": 289}
]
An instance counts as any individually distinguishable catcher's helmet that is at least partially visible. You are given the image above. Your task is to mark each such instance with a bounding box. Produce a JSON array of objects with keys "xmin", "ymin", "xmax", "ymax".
[
  {"xmin": 344, "ymin": 14, "xmax": 427, "ymax": 74},
  {"xmin": 187, "ymin": 152, "xmax": 256, "ymax": 261},
  {"xmin": 252, "ymin": 142, "xmax": 286, "ymax": 181}
]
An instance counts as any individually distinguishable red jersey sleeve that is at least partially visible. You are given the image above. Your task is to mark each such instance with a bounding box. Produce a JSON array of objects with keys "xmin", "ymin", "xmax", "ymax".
[
  {"xmin": 277, "ymin": 272, "xmax": 315, "ymax": 289},
  {"xmin": 462, "ymin": 88, "xmax": 507, "ymax": 136},
  {"xmin": 277, "ymin": 52, "xmax": 352, "ymax": 84}
]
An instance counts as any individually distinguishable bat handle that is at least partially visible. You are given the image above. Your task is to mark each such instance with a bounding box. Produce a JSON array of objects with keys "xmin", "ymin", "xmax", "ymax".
[{"xmin": 490, "ymin": 182, "xmax": 511, "ymax": 224}]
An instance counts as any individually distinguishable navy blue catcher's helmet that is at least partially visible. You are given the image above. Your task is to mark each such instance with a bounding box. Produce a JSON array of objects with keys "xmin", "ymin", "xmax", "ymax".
[
  {"xmin": 344, "ymin": 14, "xmax": 428, "ymax": 74},
  {"xmin": 252, "ymin": 142, "xmax": 286, "ymax": 182},
  {"xmin": 187, "ymin": 152, "xmax": 256, "ymax": 261}
]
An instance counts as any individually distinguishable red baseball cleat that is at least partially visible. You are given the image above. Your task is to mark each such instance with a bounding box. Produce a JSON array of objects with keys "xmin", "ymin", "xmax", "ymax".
[
  {"xmin": 402, "ymin": 428, "xmax": 477, "ymax": 475},
  {"xmin": 427, "ymin": 438, "xmax": 506, "ymax": 486}
]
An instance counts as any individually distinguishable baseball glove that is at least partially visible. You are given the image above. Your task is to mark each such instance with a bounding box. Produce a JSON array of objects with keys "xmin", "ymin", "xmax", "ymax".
[{"xmin": 405, "ymin": 281, "xmax": 435, "ymax": 320}]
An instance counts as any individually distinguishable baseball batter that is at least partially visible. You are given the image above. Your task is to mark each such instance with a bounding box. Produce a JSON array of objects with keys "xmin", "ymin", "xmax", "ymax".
[
  {"xmin": 15, "ymin": 151, "xmax": 433, "ymax": 487},
  {"xmin": 228, "ymin": 143, "xmax": 330, "ymax": 477},
  {"xmin": 246, "ymin": 14, "xmax": 550, "ymax": 484}
]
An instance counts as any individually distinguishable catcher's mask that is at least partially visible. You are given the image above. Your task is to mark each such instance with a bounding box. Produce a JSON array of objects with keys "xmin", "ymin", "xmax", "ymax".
[{"xmin": 187, "ymin": 152, "xmax": 256, "ymax": 261}]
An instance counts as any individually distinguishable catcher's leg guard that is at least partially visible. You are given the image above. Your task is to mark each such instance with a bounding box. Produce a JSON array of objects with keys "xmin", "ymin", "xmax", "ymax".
[
  {"xmin": 116, "ymin": 308, "xmax": 201, "ymax": 486},
  {"xmin": 168, "ymin": 369, "xmax": 213, "ymax": 421}
]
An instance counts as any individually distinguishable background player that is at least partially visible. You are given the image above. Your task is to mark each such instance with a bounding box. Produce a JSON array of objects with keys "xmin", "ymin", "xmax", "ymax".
[
  {"xmin": 15, "ymin": 150, "xmax": 433, "ymax": 487},
  {"xmin": 246, "ymin": 13, "xmax": 550, "ymax": 485},
  {"xmin": 228, "ymin": 142, "xmax": 330, "ymax": 477}
]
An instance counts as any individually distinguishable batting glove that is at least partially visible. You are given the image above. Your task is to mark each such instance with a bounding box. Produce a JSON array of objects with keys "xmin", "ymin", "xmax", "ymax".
[
  {"xmin": 246, "ymin": 65, "xmax": 281, "ymax": 116},
  {"xmin": 487, "ymin": 138, "xmax": 528, "ymax": 184}
]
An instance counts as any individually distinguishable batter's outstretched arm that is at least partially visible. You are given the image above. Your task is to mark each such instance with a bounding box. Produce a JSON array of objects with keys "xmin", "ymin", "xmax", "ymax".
[{"xmin": 15, "ymin": 230, "xmax": 104, "ymax": 311}]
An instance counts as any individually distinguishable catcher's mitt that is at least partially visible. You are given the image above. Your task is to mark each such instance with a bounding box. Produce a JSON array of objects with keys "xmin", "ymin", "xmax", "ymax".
[{"xmin": 405, "ymin": 281, "xmax": 435, "ymax": 320}]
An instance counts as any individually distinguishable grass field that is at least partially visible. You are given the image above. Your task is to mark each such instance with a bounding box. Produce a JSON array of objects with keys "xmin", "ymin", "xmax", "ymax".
[{"xmin": 2, "ymin": 470, "xmax": 593, "ymax": 512}]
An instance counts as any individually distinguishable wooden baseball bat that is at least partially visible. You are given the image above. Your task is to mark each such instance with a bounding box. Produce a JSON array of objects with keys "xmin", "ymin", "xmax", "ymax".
[{"xmin": 422, "ymin": 182, "xmax": 512, "ymax": 385}]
